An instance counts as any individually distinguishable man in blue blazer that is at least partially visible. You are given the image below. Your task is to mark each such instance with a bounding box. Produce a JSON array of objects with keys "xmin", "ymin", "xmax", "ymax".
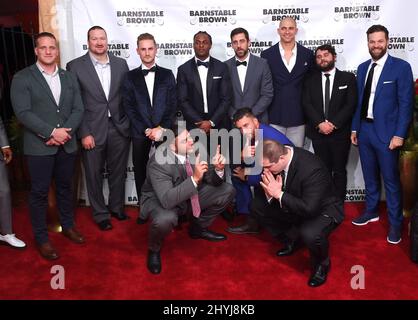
[
  {"xmin": 260, "ymin": 17, "xmax": 314, "ymax": 147},
  {"xmin": 351, "ymin": 25, "xmax": 414, "ymax": 244},
  {"xmin": 122, "ymin": 33, "xmax": 177, "ymax": 223}
]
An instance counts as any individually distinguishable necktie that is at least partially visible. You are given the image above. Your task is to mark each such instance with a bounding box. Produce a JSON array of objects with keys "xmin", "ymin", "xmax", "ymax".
[
  {"xmin": 280, "ymin": 171, "xmax": 286, "ymax": 191},
  {"xmin": 360, "ymin": 62, "xmax": 377, "ymax": 120},
  {"xmin": 324, "ymin": 73, "xmax": 331, "ymax": 119},
  {"xmin": 185, "ymin": 157, "xmax": 201, "ymax": 217},
  {"xmin": 142, "ymin": 66, "xmax": 156, "ymax": 76},
  {"xmin": 196, "ymin": 60, "xmax": 209, "ymax": 68},
  {"xmin": 236, "ymin": 60, "xmax": 247, "ymax": 67}
]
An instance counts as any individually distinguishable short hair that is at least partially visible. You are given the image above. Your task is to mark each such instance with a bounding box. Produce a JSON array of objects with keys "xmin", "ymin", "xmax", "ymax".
[
  {"xmin": 366, "ymin": 24, "xmax": 389, "ymax": 40},
  {"xmin": 263, "ymin": 140, "xmax": 288, "ymax": 163},
  {"xmin": 137, "ymin": 33, "xmax": 156, "ymax": 47},
  {"xmin": 87, "ymin": 26, "xmax": 107, "ymax": 40},
  {"xmin": 34, "ymin": 32, "xmax": 56, "ymax": 47},
  {"xmin": 230, "ymin": 27, "xmax": 249, "ymax": 41},
  {"xmin": 315, "ymin": 44, "xmax": 336, "ymax": 57},
  {"xmin": 232, "ymin": 107, "xmax": 255, "ymax": 124},
  {"xmin": 193, "ymin": 31, "xmax": 212, "ymax": 44}
]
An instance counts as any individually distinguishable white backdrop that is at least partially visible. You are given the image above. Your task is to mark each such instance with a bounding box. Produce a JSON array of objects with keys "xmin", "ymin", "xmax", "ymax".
[{"xmin": 53, "ymin": 0, "xmax": 417, "ymax": 204}]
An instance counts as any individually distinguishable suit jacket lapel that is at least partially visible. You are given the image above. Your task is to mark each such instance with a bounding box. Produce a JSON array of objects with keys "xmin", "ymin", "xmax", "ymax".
[
  {"xmin": 82, "ymin": 53, "xmax": 108, "ymax": 101},
  {"xmin": 230, "ymin": 60, "xmax": 242, "ymax": 94},
  {"xmin": 242, "ymin": 55, "xmax": 254, "ymax": 94},
  {"xmin": 191, "ymin": 59, "xmax": 204, "ymax": 100},
  {"xmin": 152, "ymin": 65, "xmax": 161, "ymax": 109},
  {"xmin": 206, "ymin": 58, "xmax": 214, "ymax": 100},
  {"xmin": 374, "ymin": 55, "xmax": 392, "ymax": 100},
  {"xmin": 284, "ymin": 148, "xmax": 298, "ymax": 189},
  {"xmin": 57, "ymin": 69, "xmax": 67, "ymax": 107},
  {"xmin": 29, "ymin": 65, "xmax": 57, "ymax": 106},
  {"xmin": 108, "ymin": 54, "xmax": 118, "ymax": 100}
]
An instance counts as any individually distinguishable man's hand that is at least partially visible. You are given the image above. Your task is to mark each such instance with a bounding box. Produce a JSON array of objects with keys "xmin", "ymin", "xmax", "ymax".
[
  {"xmin": 259, "ymin": 169, "xmax": 283, "ymax": 199},
  {"xmin": 145, "ymin": 127, "xmax": 163, "ymax": 141},
  {"xmin": 195, "ymin": 120, "xmax": 212, "ymax": 134},
  {"xmin": 192, "ymin": 153, "xmax": 208, "ymax": 184},
  {"xmin": 211, "ymin": 145, "xmax": 226, "ymax": 171},
  {"xmin": 233, "ymin": 166, "xmax": 246, "ymax": 181},
  {"xmin": 1, "ymin": 147, "xmax": 12, "ymax": 164},
  {"xmin": 389, "ymin": 136, "xmax": 404, "ymax": 150},
  {"xmin": 318, "ymin": 121, "xmax": 334, "ymax": 135},
  {"xmin": 52, "ymin": 128, "xmax": 72, "ymax": 144},
  {"xmin": 46, "ymin": 138, "xmax": 61, "ymax": 146},
  {"xmin": 82, "ymin": 135, "xmax": 95, "ymax": 150},
  {"xmin": 242, "ymin": 136, "xmax": 255, "ymax": 159},
  {"xmin": 351, "ymin": 132, "xmax": 358, "ymax": 146}
]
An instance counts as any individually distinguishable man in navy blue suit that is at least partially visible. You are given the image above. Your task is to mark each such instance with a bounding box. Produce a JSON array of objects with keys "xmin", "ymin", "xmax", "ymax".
[
  {"xmin": 351, "ymin": 25, "xmax": 414, "ymax": 244},
  {"xmin": 261, "ymin": 17, "xmax": 314, "ymax": 147},
  {"xmin": 227, "ymin": 108, "xmax": 293, "ymax": 233},
  {"xmin": 122, "ymin": 33, "xmax": 177, "ymax": 223}
]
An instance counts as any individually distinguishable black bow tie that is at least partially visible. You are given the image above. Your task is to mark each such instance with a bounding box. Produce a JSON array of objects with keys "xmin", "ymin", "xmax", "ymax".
[
  {"xmin": 236, "ymin": 60, "xmax": 247, "ymax": 67},
  {"xmin": 196, "ymin": 60, "xmax": 209, "ymax": 68},
  {"xmin": 142, "ymin": 66, "xmax": 156, "ymax": 76}
]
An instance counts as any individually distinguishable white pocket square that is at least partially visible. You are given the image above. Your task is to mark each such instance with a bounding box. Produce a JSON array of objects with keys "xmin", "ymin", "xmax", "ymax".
[
  {"xmin": 383, "ymin": 80, "xmax": 394, "ymax": 84},
  {"xmin": 304, "ymin": 62, "xmax": 308, "ymax": 66},
  {"xmin": 213, "ymin": 76, "xmax": 222, "ymax": 79},
  {"xmin": 338, "ymin": 85, "xmax": 348, "ymax": 89}
]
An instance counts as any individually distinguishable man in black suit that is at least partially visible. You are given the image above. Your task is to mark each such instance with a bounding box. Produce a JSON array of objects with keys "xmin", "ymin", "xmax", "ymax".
[
  {"xmin": 302, "ymin": 44, "xmax": 357, "ymax": 201},
  {"xmin": 122, "ymin": 33, "xmax": 177, "ymax": 223},
  {"xmin": 177, "ymin": 31, "xmax": 232, "ymax": 134},
  {"xmin": 253, "ymin": 140, "xmax": 343, "ymax": 287},
  {"xmin": 141, "ymin": 122, "xmax": 235, "ymax": 274}
]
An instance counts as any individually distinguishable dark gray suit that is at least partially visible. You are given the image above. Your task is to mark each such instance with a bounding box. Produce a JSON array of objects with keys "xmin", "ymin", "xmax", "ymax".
[
  {"xmin": 0, "ymin": 116, "xmax": 12, "ymax": 234},
  {"xmin": 225, "ymin": 54, "xmax": 273, "ymax": 123},
  {"xmin": 67, "ymin": 53, "xmax": 130, "ymax": 222},
  {"xmin": 140, "ymin": 149, "xmax": 235, "ymax": 252}
]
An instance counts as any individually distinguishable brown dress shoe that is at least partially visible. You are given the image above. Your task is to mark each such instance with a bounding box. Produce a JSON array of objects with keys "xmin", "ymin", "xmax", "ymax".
[
  {"xmin": 62, "ymin": 228, "xmax": 85, "ymax": 244},
  {"xmin": 37, "ymin": 242, "xmax": 59, "ymax": 260}
]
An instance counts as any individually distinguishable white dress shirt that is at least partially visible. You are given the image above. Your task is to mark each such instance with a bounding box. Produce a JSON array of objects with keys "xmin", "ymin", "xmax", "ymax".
[
  {"xmin": 37, "ymin": 63, "xmax": 61, "ymax": 106},
  {"xmin": 195, "ymin": 57, "xmax": 210, "ymax": 114},
  {"xmin": 90, "ymin": 53, "xmax": 111, "ymax": 116},
  {"xmin": 236, "ymin": 54, "xmax": 250, "ymax": 92},
  {"xmin": 143, "ymin": 64, "xmax": 156, "ymax": 107},
  {"xmin": 279, "ymin": 42, "xmax": 297, "ymax": 73},
  {"xmin": 365, "ymin": 52, "xmax": 388, "ymax": 119},
  {"xmin": 321, "ymin": 67, "xmax": 336, "ymax": 115}
]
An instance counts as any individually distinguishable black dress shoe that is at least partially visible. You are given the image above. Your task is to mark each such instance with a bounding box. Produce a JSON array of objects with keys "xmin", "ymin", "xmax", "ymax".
[
  {"xmin": 220, "ymin": 210, "xmax": 234, "ymax": 222},
  {"xmin": 189, "ymin": 229, "xmax": 227, "ymax": 241},
  {"xmin": 308, "ymin": 263, "xmax": 330, "ymax": 287},
  {"xmin": 276, "ymin": 241, "xmax": 300, "ymax": 257},
  {"xmin": 147, "ymin": 250, "xmax": 161, "ymax": 274},
  {"xmin": 111, "ymin": 212, "xmax": 130, "ymax": 221},
  {"xmin": 136, "ymin": 217, "xmax": 148, "ymax": 225},
  {"xmin": 227, "ymin": 222, "xmax": 259, "ymax": 234},
  {"xmin": 98, "ymin": 219, "xmax": 113, "ymax": 231}
]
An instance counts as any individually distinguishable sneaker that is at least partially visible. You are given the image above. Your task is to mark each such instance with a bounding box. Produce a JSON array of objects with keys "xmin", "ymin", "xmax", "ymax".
[
  {"xmin": 352, "ymin": 212, "xmax": 379, "ymax": 226},
  {"xmin": 0, "ymin": 234, "xmax": 27, "ymax": 249},
  {"xmin": 387, "ymin": 226, "xmax": 402, "ymax": 244}
]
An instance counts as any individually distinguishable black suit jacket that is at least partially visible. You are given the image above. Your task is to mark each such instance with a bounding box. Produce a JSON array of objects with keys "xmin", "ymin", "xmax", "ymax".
[
  {"xmin": 121, "ymin": 65, "xmax": 177, "ymax": 138},
  {"xmin": 279, "ymin": 147, "xmax": 344, "ymax": 224},
  {"xmin": 302, "ymin": 69, "xmax": 357, "ymax": 140},
  {"xmin": 176, "ymin": 57, "xmax": 232, "ymax": 130}
]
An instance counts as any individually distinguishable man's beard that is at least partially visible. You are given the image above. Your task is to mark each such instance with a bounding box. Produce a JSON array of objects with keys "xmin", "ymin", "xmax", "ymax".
[
  {"xmin": 319, "ymin": 60, "xmax": 335, "ymax": 72},
  {"xmin": 369, "ymin": 47, "xmax": 387, "ymax": 61}
]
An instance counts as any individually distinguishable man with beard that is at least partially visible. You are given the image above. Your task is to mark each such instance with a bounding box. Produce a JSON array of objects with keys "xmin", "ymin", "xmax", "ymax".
[
  {"xmin": 225, "ymin": 27, "xmax": 273, "ymax": 124},
  {"xmin": 302, "ymin": 44, "xmax": 357, "ymax": 201},
  {"xmin": 351, "ymin": 25, "xmax": 414, "ymax": 245}
]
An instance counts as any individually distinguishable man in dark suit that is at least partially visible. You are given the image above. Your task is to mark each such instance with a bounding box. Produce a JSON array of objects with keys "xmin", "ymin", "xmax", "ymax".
[
  {"xmin": 261, "ymin": 17, "xmax": 314, "ymax": 147},
  {"xmin": 303, "ymin": 44, "xmax": 357, "ymax": 201},
  {"xmin": 177, "ymin": 31, "xmax": 232, "ymax": 133},
  {"xmin": 67, "ymin": 26, "xmax": 130, "ymax": 231},
  {"xmin": 225, "ymin": 27, "xmax": 273, "ymax": 124},
  {"xmin": 0, "ymin": 116, "xmax": 26, "ymax": 248},
  {"xmin": 351, "ymin": 25, "xmax": 414, "ymax": 244},
  {"xmin": 141, "ymin": 122, "xmax": 235, "ymax": 274},
  {"xmin": 11, "ymin": 32, "xmax": 85, "ymax": 260},
  {"xmin": 253, "ymin": 140, "xmax": 343, "ymax": 287},
  {"xmin": 122, "ymin": 33, "xmax": 177, "ymax": 224}
]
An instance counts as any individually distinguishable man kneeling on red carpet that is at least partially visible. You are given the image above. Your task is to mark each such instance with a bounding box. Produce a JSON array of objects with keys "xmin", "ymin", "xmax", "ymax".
[
  {"xmin": 231, "ymin": 140, "xmax": 343, "ymax": 287},
  {"xmin": 140, "ymin": 122, "xmax": 235, "ymax": 274}
]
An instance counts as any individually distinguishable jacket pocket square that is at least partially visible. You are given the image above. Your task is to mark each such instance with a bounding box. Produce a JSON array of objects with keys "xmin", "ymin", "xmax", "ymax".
[
  {"xmin": 383, "ymin": 80, "xmax": 394, "ymax": 84},
  {"xmin": 213, "ymin": 76, "xmax": 222, "ymax": 79},
  {"xmin": 338, "ymin": 85, "xmax": 348, "ymax": 89}
]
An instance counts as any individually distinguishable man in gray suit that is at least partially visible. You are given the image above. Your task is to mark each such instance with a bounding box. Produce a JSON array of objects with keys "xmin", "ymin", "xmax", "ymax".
[
  {"xmin": 11, "ymin": 32, "xmax": 84, "ymax": 260},
  {"xmin": 0, "ymin": 116, "xmax": 26, "ymax": 248},
  {"xmin": 141, "ymin": 122, "xmax": 235, "ymax": 274},
  {"xmin": 225, "ymin": 27, "xmax": 273, "ymax": 124},
  {"xmin": 67, "ymin": 26, "xmax": 130, "ymax": 231}
]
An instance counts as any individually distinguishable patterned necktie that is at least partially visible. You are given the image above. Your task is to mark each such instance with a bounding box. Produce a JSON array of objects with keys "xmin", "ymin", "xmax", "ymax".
[
  {"xmin": 360, "ymin": 62, "xmax": 377, "ymax": 120},
  {"xmin": 185, "ymin": 157, "xmax": 201, "ymax": 217}
]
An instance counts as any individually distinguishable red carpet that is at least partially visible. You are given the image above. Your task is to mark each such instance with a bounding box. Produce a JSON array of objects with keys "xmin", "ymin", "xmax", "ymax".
[{"xmin": 1, "ymin": 203, "xmax": 418, "ymax": 300}]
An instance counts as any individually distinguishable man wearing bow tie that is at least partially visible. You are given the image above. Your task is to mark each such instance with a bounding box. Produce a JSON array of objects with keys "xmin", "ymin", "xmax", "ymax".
[
  {"xmin": 225, "ymin": 27, "xmax": 273, "ymax": 125},
  {"xmin": 122, "ymin": 33, "xmax": 177, "ymax": 223},
  {"xmin": 177, "ymin": 31, "xmax": 232, "ymax": 133}
]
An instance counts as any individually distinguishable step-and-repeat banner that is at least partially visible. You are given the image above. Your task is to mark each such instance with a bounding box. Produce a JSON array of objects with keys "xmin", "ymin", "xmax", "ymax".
[{"xmin": 49, "ymin": 0, "xmax": 417, "ymax": 204}]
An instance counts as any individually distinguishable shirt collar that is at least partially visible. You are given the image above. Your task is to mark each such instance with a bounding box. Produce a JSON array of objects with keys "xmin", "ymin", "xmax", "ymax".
[
  {"xmin": 236, "ymin": 53, "xmax": 250, "ymax": 64},
  {"xmin": 283, "ymin": 146, "xmax": 294, "ymax": 174},
  {"xmin": 174, "ymin": 152, "xmax": 187, "ymax": 164},
  {"xmin": 322, "ymin": 67, "xmax": 336, "ymax": 77},
  {"xmin": 141, "ymin": 63, "xmax": 156, "ymax": 70},
  {"xmin": 89, "ymin": 52, "xmax": 110, "ymax": 66},
  {"xmin": 195, "ymin": 56, "xmax": 210, "ymax": 64},
  {"xmin": 372, "ymin": 52, "xmax": 388, "ymax": 67},
  {"xmin": 279, "ymin": 42, "xmax": 297, "ymax": 57},
  {"xmin": 36, "ymin": 62, "xmax": 59, "ymax": 76}
]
